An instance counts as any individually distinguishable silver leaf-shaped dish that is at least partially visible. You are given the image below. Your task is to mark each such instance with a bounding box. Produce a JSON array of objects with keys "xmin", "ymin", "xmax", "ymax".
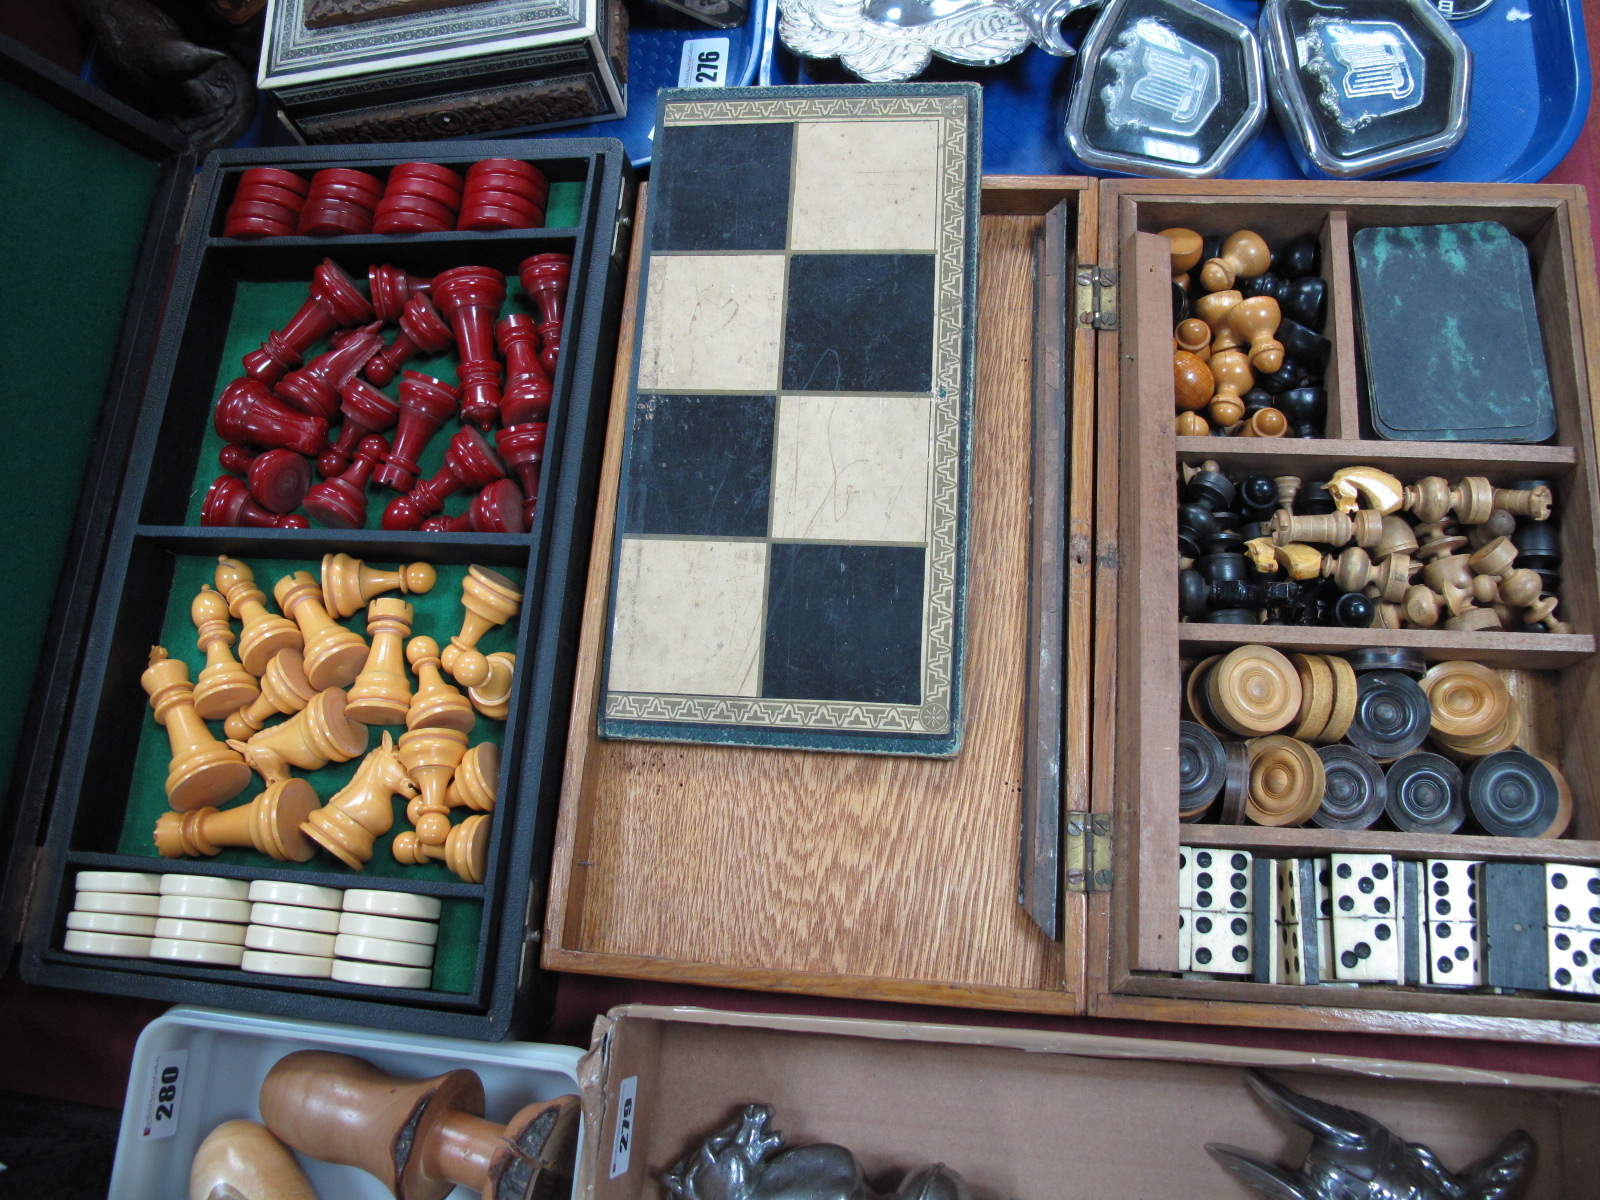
[{"xmin": 778, "ymin": 0, "xmax": 1033, "ymax": 82}]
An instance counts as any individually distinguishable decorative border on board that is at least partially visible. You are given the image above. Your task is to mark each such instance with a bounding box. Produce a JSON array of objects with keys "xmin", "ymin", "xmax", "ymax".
[{"xmin": 601, "ymin": 86, "xmax": 975, "ymax": 742}]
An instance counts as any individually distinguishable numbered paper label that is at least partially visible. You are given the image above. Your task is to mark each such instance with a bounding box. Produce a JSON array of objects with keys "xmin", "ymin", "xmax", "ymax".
[
  {"xmin": 140, "ymin": 1049, "xmax": 188, "ymax": 1139},
  {"xmin": 609, "ymin": 1074, "xmax": 639, "ymax": 1177},
  {"xmin": 678, "ymin": 39, "xmax": 731, "ymax": 88}
]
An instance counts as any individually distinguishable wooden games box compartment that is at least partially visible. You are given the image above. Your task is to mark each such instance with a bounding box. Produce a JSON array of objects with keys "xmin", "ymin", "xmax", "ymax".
[
  {"xmin": 16, "ymin": 138, "xmax": 634, "ymax": 1039},
  {"xmin": 1097, "ymin": 181, "xmax": 1600, "ymax": 1038}
]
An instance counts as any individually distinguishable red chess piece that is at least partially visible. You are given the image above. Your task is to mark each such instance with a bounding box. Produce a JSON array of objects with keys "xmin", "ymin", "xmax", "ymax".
[
  {"xmin": 431, "ymin": 266, "xmax": 506, "ymax": 429},
  {"xmin": 373, "ymin": 372, "xmax": 459, "ymax": 492},
  {"xmin": 318, "ymin": 378, "xmax": 400, "ymax": 477},
  {"xmin": 495, "ymin": 313, "xmax": 552, "ymax": 427},
  {"xmin": 242, "ymin": 260, "xmax": 374, "ymax": 385},
  {"xmin": 518, "ymin": 253, "xmax": 571, "ymax": 377},
  {"xmin": 418, "ymin": 479, "xmax": 527, "ymax": 534},
  {"xmin": 214, "ymin": 378, "xmax": 329, "ymax": 457},
  {"xmin": 275, "ymin": 322, "xmax": 384, "ymax": 421},
  {"xmin": 382, "ymin": 427, "xmax": 507, "ymax": 531},
  {"xmin": 365, "ymin": 293, "xmax": 454, "ymax": 387},
  {"xmin": 303, "ymin": 435, "xmax": 387, "ymax": 530},
  {"xmin": 201, "ymin": 476, "xmax": 311, "ymax": 529},
  {"xmin": 368, "ymin": 264, "xmax": 433, "ymax": 324},
  {"xmin": 496, "ymin": 422, "xmax": 546, "ymax": 527},
  {"xmin": 246, "ymin": 448, "xmax": 313, "ymax": 514},
  {"xmin": 219, "ymin": 443, "xmax": 254, "ymax": 475}
]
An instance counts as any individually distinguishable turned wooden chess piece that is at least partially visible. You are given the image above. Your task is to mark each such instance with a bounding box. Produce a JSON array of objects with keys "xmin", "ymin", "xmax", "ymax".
[
  {"xmin": 319, "ymin": 379, "xmax": 399, "ymax": 477},
  {"xmin": 1326, "ymin": 466, "xmax": 1406, "ymax": 516},
  {"xmin": 1161, "ymin": 227, "xmax": 1203, "ymax": 288},
  {"xmin": 346, "ymin": 599, "xmax": 414, "ymax": 726},
  {"xmin": 1174, "ymin": 351, "xmax": 1213, "ymax": 413},
  {"xmin": 154, "ymin": 778, "xmax": 321, "ymax": 862},
  {"xmin": 1201, "ymin": 230, "xmax": 1271, "ymax": 292},
  {"xmin": 302, "ymin": 732, "xmax": 418, "ymax": 869},
  {"xmin": 398, "ymin": 727, "xmax": 470, "ymax": 847},
  {"xmin": 446, "ymin": 742, "xmax": 499, "ymax": 812},
  {"xmin": 190, "ymin": 1119, "xmax": 322, "ymax": 1200},
  {"xmin": 259, "ymin": 1051, "xmax": 580, "ymax": 1200},
  {"xmin": 216, "ymin": 557, "xmax": 303, "ymax": 676},
  {"xmin": 406, "ymin": 637, "xmax": 476, "ymax": 733},
  {"xmin": 143, "ymin": 647, "xmax": 252, "ymax": 811},
  {"xmin": 190, "ymin": 585, "xmax": 259, "ymax": 721},
  {"xmin": 242, "ymin": 259, "xmax": 373, "ymax": 386},
  {"xmin": 234, "ymin": 688, "xmax": 368, "ymax": 783},
  {"xmin": 321, "ymin": 554, "xmax": 437, "ymax": 621},
  {"xmin": 1228, "ymin": 296, "xmax": 1284, "ymax": 373},
  {"xmin": 1195, "ymin": 290, "xmax": 1244, "ymax": 355},
  {"xmin": 1466, "ymin": 537, "xmax": 1542, "ymax": 608},
  {"xmin": 1207, "ymin": 350, "xmax": 1253, "ymax": 428},
  {"xmin": 441, "ymin": 566, "xmax": 523, "ymax": 688},
  {"xmin": 1239, "ymin": 408, "xmax": 1287, "ymax": 438},
  {"xmin": 468, "ymin": 653, "xmax": 516, "ymax": 720},
  {"xmin": 225, "ymin": 648, "xmax": 316, "ymax": 742},
  {"xmin": 1174, "ymin": 316, "xmax": 1211, "ymax": 361},
  {"xmin": 432, "ymin": 266, "xmax": 507, "ymax": 429},
  {"xmin": 394, "ymin": 813, "xmax": 491, "ymax": 883},
  {"xmin": 1176, "ymin": 411, "xmax": 1210, "ymax": 436},
  {"xmin": 274, "ymin": 572, "xmax": 368, "ymax": 690}
]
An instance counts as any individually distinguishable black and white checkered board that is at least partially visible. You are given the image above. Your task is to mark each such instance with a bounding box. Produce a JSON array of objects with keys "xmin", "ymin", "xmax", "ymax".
[{"xmin": 599, "ymin": 85, "xmax": 980, "ymax": 755}]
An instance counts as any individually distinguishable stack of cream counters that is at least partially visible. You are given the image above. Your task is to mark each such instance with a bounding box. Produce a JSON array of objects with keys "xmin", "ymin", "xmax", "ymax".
[
  {"xmin": 243, "ymin": 881, "xmax": 346, "ymax": 979},
  {"xmin": 65, "ymin": 871, "xmax": 163, "ymax": 958},
  {"xmin": 152, "ymin": 875, "xmax": 252, "ymax": 967},
  {"xmin": 333, "ymin": 889, "xmax": 439, "ymax": 989}
]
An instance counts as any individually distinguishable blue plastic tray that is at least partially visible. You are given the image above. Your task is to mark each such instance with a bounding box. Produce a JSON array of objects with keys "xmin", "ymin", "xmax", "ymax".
[{"xmin": 759, "ymin": 0, "xmax": 1590, "ymax": 182}]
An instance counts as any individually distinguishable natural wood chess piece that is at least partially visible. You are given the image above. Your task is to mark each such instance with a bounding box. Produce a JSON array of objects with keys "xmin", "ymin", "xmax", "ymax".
[
  {"xmin": 1467, "ymin": 508, "xmax": 1517, "ymax": 550},
  {"xmin": 1207, "ymin": 349, "xmax": 1253, "ymax": 427},
  {"xmin": 398, "ymin": 727, "xmax": 469, "ymax": 847},
  {"xmin": 320, "ymin": 553, "xmax": 437, "ymax": 621},
  {"xmin": 1272, "ymin": 542, "xmax": 1321, "ymax": 581},
  {"xmin": 1201, "ymin": 230, "xmax": 1271, "ymax": 292},
  {"xmin": 215, "ymin": 557, "xmax": 302, "ymax": 676},
  {"xmin": 1273, "ymin": 475, "xmax": 1302, "ymax": 510},
  {"xmin": 225, "ymin": 649, "xmax": 316, "ymax": 742},
  {"xmin": 1195, "ymin": 290, "xmax": 1244, "ymax": 354},
  {"xmin": 394, "ymin": 813, "xmax": 491, "ymax": 883},
  {"xmin": 1373, "ymin": 515, "xmax": 1419, "ymax": 561},
  {"xmin": 1175, "ymin": 411, "xmax": 1210, "ymax": 436},
  {"xmin": 1523, "ymin": 593, "xmax": 1573, "ymax": 634},
  {"xmin": 1467, "ymin": 537, "xmax": 1542, "ymax": 608},
  {"xmin": 1491, "ymin": 482, "xmax": 1553, "ymax": 521},
  {"xmin": 1174, "ymin": 351, "xmax": 1213, "ymax": 412},
  {"xmin": 1228, "ymin": 296, "xmax": 1284, "ymax": 373},
  {"xmin": 1401, "ymin": 584, "xmax": 1442, "ymax": 628},
  {"xmin": 142, "ymin": 647, "xmax": 252, "ymax": 811},
  {"xmin": 1239, "ymin": 407, "xmax": 1287, "ymax": 438},
  {"xmin": 190, "ymin": 1119, "xmax": 322, "ymax": 1200},
  {"xmin": 406, "ymin": 637, "xmax": 476, "ymax": 733},
  {"xmin": 1161, "ymin": 227, "xmax": 1202, "ymax": 287},
  {"xmin": 1270, "ymin": 509, "xmax": 1351, "ymax": 548},
  {"xmin": 441, "ymin": 566, "xmax": 523, "ymax": 688},
  {"xmin": 1174, "ymin": 317, "xmax": 1211, "ymax": 361},
  {"xmin": 346, "ymin": 599, "xmax": 414, "ymax": 726},
  {"xmin": 1326, "ymin": 466, "xmax": 1405, "ymax": 515},
  {"xmin": 190, "ymin": 584, "xmax": 259, "ymax": 721},
  {"xmin": 446, "ymin": 742, "xmax": 499, "ymax": 812},
  {"xmin": 259, "ymin": 1051, "xmax": 580, "ymax": 1200},
  {"xmin": 302, "ymin": 732, "xmax": 418, "ymax": 869},
  {"xmin": 234, "ymin": 688, "xmax": 368, "ymax": 783},
  {"xmin": 274, "ymin": 572, "xmax": 368, "ymax": 690},
  {"xmin": 154, "ymin": 778, "xmax": 320, "ymax": 862},
  {"xmin": 468, "ymin": 653, "xmax": 516, "ymax": 720}
]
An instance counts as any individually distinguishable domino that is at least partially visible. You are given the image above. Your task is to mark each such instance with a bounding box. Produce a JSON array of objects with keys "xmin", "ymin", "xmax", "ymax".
[
  {"xmin": 1546, "ymin": 865, "xmax": 1600, "ymax": 930},
  {"xmin": 1482, "ymin": 862, "xmax": 1548, "ymax": 992},
  {"xmin": 1332, "ymin": 915, "xmax": 1400, "ymax": 983},
  {"xmin": 1549, "ymin": 928, "xmax": 1600, "ymax": 996},
  {"xmin": 1426, "ymin": 859, "xmax": 1480, "ymax": 923},
  {"xmin": 1330, "ymin": 854, "xmax": 1397, "ymax": 919},
  {"xmin": 1398, "ymin": 860, "xmax": 1426, "ymax": 987},
  {"xmin": 1427, "ymin": 920, "xmax": 1481, "ymax": 987},
  {"xmin": 1191, "ymin": 849, "xmax": 1252, "ymax": 913},
  {"xmin": 1177, "ymin": 909, "xmax": 1193, "ymax": 973},
  {"xmin": 1192, "ymin": 910, "xmax": 1253, "ymax": 976},
  {"xmin": 1253, "ymin": 857, "xmax": 1280, "ymax": 984}
]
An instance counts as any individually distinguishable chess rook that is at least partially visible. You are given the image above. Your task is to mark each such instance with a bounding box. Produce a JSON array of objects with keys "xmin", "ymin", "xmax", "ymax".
[
  {"xmin": 242, "ymin": 259, "xmax": 373, "ymax": 385},
  {"xmin": 142, "ymin": 647, "xmax": 252, "ymax": 812},
  {"xmin": 153, "ymin": 777, "xmax": 321, "ymax": 862}
]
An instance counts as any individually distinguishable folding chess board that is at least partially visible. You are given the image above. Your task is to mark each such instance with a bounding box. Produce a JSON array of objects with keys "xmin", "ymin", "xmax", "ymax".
[{"xmin": 598, "ymin": 84, "xmax": 981, "ymax": 756}]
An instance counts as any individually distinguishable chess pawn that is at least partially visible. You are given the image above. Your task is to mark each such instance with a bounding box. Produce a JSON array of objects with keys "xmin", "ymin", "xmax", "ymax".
[
  {"xmin": 216, "ymin": 557, "xmax": 303, "ymax": 677},
  {"xmin": 1523, "ymin": 593, "xmax": 1573, "ymax": 634},
  {"xmin": 365, "ymin": 292, "xmax": 454, "ymax": 387},
  {"xmin": 1208, "ymin": 350, "xmax": 1253, "ymax": 428},
  {"xmin": 394, "ymin": 813, "xmax": 491, "ymax": 883},
  {"xmin": 368, "ymin": 264, "xmax": 433, "ymax": 324},
  {"xmin": 1273, "ymin": 475, "xmax": 1301, "ymax": 510},
  {"xmin": 276, "ymin": 322, "xmax": 384, "ymax": 422},
  {"xmin": 302, "ymin": 435, "xmax": 387, "ymax": 530},
  {"xmin": 397, "ymin": 727, "xmax": 470, "ymax": 845},
  {"xmin": 496, "ymin": 423, "xmax": 547, "ymax": 525},
  {"xmin": 301, "ymin": 732, "xmax": 419, "ymax": 869},
  {"xmin": 189, "ymin": 1120, "xmax": 321, "ymax": 1200},
  {"xmin": 274, "ymin": 572, "xmax": 368, "ymax": 691},
  {"xmin": 518, "ymin": 252, "xmax": 572, "ymax": 376},
  {"xmin": 321, "ymin": 554, "xmax": 438, "ymax": 621},
  {"xmin": 345, "ymin": 599, "xmax": 414, "ymax": 726},
  {"xmin": 1239, "ymin": 407, "xmax": 1286, "ymax": 438},
  {"xmin": 446, "ymin": 742, "xmax": 499, "ymax": 812},
  {"xmin": 242, "ymin": 259, "xmax": 374, "ymax": 385},
  {"xmin": 1194, "ymin": 290, "xmax": 1244, "ymax": 354},
  {"xmin": 441, "ymin": 566, "xmax": 523, "ymax": 688},
  {"xmin": 1371, "ymin": 602, "xmax": 1403, "ymax": 629},
  {"xmin": 1374, "ymin": 515, "xmax": 1419, "ymax": 561},
  {"xmin": 1200, "ymin": 230, "xmax": 1271, "ymax": 292},
  {"xmin": 405, "ymin": 637, "xmax": 476, "ymax": 733},
  {"xmin": 240, "ymin": 688, "xmax": 369, "ymax": 777},
  {"xmin": 1228, "ymin": 296, "xmax": 1284, "ymax": 374},
  {"xmin": 418, "ymin": 479, "xmax": 527, "ymax": 534},
  {"xmin": 373, "ymin": 371, "xmax": 459, "ymax": 493},
  {"xmin": 318, "ymin": 379, "xmax": 399, "ymax": 477},
  {"xmin": 468, "ymin": 652, "xmax": 515, "ymax": 720},
  {"xmin": 1175, "ymin": 411, "xmax": 1210, "ymax": 437},
  {"xmin": 1402, "ymin": 584, "xmax": 1442, "ymax": 628},
  {"xmin": 431, "ymin": 266, "xmax": 507, "ymax": 428},
  {"xmin": 1467, "ymin": 508, "xmax": 1518, "ymax": 550},
  {"xmin": 381, "ymin": 427, "xmax": 508, "ymax": 532},
  {"xmin": 214, "ymin": 379, "xmax": 330, "ymax": 459},
  {"xmin": 225, "ymin": 648, "xmax": 316, "ymax": 742},
  {"xmin": 191, "ymin": 585, "xmax": 259, "ymax": 721},
  {"xmin": 259, "ymin": 1051, "xmax": 580, "ymax": 1200},
  {"xmin": 143, "ymin": 647, "xmax": 252, "ymax": 811},
  {"xmin": 1174, "ymin": 350, "xmax": 1213, "ymax": 413},
  {"xmin": 153, "ymin": 777, "xmax": 321, "ymax": 862},
  {"xmin": 201, "ymin": 477, "xmax": 311, "ymax": 530},
  {"xmin": 1174, "ymin": 317, "xmax": 1211, "ymax": 362},
  {"xmin": 1161, "ymin": 227, "xmax": 1203, "ymax": 285}
]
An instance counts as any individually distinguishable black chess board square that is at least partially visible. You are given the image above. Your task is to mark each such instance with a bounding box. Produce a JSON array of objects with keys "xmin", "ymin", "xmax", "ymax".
[
  {"xmin": 762, "ymin": 543, "xmax": 924, "ymax": 704},
  {"xmin": 783, "ymin": 253, "xmax": 937, "ymax": 393},
  {"xmin": 650, "ymin": 121, "xmax": 795, "ymax": 253},
  {"xmin": 621, "ymin": 393, "xmax": 775, "ymax": 538}
]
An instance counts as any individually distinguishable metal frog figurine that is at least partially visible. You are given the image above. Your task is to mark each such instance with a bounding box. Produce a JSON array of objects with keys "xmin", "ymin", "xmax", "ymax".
[
  {"xmin": 662, "ymin": 1104, "xmax": 972, "ymax": 1200},
  {"xmin": 1208, "ymin": 1071, "xmax": 1535, "ymax": 1200}
]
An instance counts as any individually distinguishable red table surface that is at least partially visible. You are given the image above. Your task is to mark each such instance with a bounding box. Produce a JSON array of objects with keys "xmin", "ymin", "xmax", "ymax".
[{"xmin": 1, "ymin": 8, "xmax": 1598, "ymax": 1113}]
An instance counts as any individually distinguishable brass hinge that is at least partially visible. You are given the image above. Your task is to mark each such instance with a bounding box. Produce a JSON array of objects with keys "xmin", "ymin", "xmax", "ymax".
[
  {"xmin": 1063, "ymin": 811, "xmax": 1114, "ymax": 893},
  {"xmin": 1073, "ymin": 265, "xmax": 1119, "ymax": 331}
]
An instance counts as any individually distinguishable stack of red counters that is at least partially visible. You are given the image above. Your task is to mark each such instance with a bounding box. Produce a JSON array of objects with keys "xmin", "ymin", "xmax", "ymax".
[
  {"xmin": 457, "ymin": 158, "xmax": 548, "ymax": 231},
  {"xmin": 375, "ymin": 162, "xmax": 463, "ymax": 234},
  {"xmin": 224, "ymin": 168, "xmax": 309, "ymax": 239},
  {"xmin": 299, "ymin": 168, "xmax": 382, "ymax": 236}
]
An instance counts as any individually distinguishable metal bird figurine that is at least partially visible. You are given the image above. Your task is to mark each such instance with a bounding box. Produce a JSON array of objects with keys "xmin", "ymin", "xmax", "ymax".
[
  {"xmin": 1208, "ymin": 1071, "xmax": 1535, "ymax": 1200},
  {"xmin": 662, "ymin": 1103, "xmax": 971, "ymax": 1200}
]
